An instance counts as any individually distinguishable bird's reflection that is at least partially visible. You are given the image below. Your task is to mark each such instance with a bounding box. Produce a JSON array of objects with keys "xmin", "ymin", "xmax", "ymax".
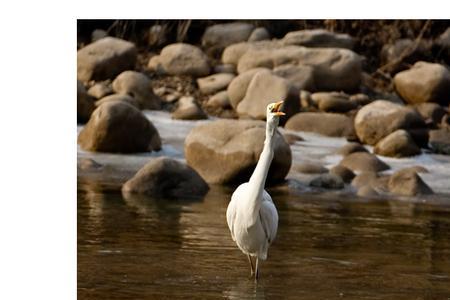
[{"xmin": 224, "ymin": 279, "xmax": 266, "ymax": 300}]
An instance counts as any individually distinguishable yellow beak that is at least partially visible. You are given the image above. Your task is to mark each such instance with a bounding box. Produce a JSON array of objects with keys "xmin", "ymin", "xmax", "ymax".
[{"xmin": 273, "ymin": 101, "xmax": 285, "ymax": 116}]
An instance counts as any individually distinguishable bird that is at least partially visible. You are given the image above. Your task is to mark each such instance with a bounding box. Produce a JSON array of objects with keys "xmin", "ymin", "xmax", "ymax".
[{"xmin": 226, "ymin": 100, "xmax": 283, "ymax": 281}]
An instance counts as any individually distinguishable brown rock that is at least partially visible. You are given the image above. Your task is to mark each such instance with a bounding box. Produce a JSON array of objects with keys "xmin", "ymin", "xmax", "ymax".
[
  {"xmin": 285, "ymin": 112, "xmax": 355, "ymax": 138},
  {"xmin": 172, "ymin": 96, "xmax": 208, "ymax": 120},
  {"xmin": 248, "ymin": 27, "xmax": 271, "ymax": 42},
  {"xmin": 293, "ymin": 163, "xmax": 328, "ymax": 174},
  {"xmin": 374, "ymin": 129, "xmax": 421, "ymax": 158},
  {"xmin": 272, "ymin": 64, "xmax": 316, "ymax": 93},
  {"xmin": 77, "ymin": 80, "xmax": 95, "ymax": 123},
  {"xmin": 282, "ymin": 29, "xmax": 355, "ymax": 49},
  {"xmin": 87, "ymin": 81, "xmax": 113, "ymax": 99},
  {"xmin": 95, "ymin": 94, "xmax": 140, "ymax": 109},
  {"xmin": 329, "ymin": 165, "xmax": 355, "ymax": 183},
  {"xmin": 206, "ymin": 91, "xmax": 231, "ymax": 109},
  {"xmin": 336, "ymin": 142, "xmax": 368, "ymax": 156},
  {"xmin": 340, "ymin": 152, "xmax": 390, "ymax": 173},
  {"xmin": 388, "ymin": 169, "xmax": 433, "ymax": 196},
  {"xmin": 311, "ymin": 92, "xmax": 357, "ymax": 113},
  {"xmin": 310, "ymin": 174, "xmax": 344, "ymax": 189},
  {"xmin": 429, "ymin": 129, "xmax": 450, "ymax": 154},
  {"xmin": 197, "ymin": 73, "xmax": 235, "ymax": 94},
  {"xmin": 357, "ymin": 185, "xmax": 378, "ymax": 197},
  {"xmin": 413, "ymin": 102, "xmax": 447, "ymax": 125},
  {"xmin": 202, "ymin": 22, "xmax": 255, "ymax": 50},
  {"xmin": 227, "ymin": 68, "xmax": 270, "ymax": 110}
]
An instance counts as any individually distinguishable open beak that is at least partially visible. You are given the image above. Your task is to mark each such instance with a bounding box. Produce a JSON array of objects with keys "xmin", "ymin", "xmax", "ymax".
[{"xmin": 273, "ymin": 101, "xmax": 285, "ymax": 116}]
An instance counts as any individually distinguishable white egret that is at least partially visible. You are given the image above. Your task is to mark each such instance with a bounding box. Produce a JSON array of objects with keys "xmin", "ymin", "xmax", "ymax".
[{"xmin": 226, "ymin": 101, "xmax": 284, "ymax": 280}]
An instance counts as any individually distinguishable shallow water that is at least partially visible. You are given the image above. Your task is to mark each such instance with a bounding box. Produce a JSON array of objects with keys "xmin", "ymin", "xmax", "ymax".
[{"xmin": 78, "ymin": 183, "xmax": 450, "ymax": 299}]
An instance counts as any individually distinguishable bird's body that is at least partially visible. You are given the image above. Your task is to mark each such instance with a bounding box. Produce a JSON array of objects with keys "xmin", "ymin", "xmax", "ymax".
[{"xmin": 226, "ymin": 101, "xmax": 283, "ymax": 280}]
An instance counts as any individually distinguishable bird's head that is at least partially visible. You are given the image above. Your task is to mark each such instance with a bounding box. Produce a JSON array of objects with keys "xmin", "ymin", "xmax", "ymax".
[{"xmin": 266, "ymin": 101, "xmax": 285, "ymax": 124}]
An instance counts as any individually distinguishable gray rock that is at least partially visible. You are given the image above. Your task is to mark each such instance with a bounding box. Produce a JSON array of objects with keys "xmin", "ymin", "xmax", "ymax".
[
  {"xmin": 310, "ymin": 174, "xmax": 344, "ymax": 189},
  {"xmin": 91, "ymin": 29, "xmax": 108, "ymax": 42},
  {"xmin": 112, "ymin": 71, "xmax": 161, "ymax": 109},
  {"xmin": 285, "ymin": 112, "xmax": 355, "ymax": 138},
  {"xmin": 148, "ymin": 43, "xmax": 210, "ymax": 77},
  {"xmin": 248, "ymin": 27, "xmax": 271, "ymax": 42},
  {"xmin": 202, "ymin": 22, "xmax": 255, "ymax": 49},
  {"xmin": 282, "ymin": 29, "xmax": 355, "ymax": 49},
  {"xmin": 388, "ymin": 168, "xmax": 433, "ymax": 196},
  {"xmin": 340, "ymin": 152, "xmax": 390, "ymax": 173},
  {"xmin": 374, "ymin": 129, "xmax": 421, "ymax": 158},
  {"xmin": 122, "ymin": 157, "xmax": 209, "ymax": 198},
  {"xmin": 172, "ymin": 96, "xmax": 208, "ymax": 120},
  {"xmin": 185, "ymin": 119, "xmax": 291, "ymax": 184},
  {"xmin": 197, "ymin": 73, "xmax": 235, "ymax": 94},
  {"xmin": 77, "ymin": 37, "xmax": 137, "ymax": 82}
]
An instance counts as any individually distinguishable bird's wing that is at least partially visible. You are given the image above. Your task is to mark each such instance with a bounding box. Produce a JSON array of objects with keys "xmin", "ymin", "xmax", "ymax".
[
  {"xmin": 226, "ymin": 188, "xmax": 240, "ymax": 241},
  {"xmin": 259, "ymin": 191, "xmax": 279, "ymax": 244}
]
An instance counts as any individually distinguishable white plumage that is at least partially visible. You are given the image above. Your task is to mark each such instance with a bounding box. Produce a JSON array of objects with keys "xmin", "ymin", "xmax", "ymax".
[{"xmin": 226, "ymin": 101, "xmax": 283, "ymax": 280}]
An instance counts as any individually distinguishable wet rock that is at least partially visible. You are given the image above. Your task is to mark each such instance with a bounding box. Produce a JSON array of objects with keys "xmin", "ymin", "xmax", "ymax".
[
  {"xmin": 357, "ymin": 185, "xmax": 378, "ymax": 197},
  {"xmin": 95, "ymin": 94, "xmax": 140, "ymax": 109},
  {"xmin": 285, "ymin": 112, "xmax": 355, "ymax": 138},
  {"xmin": 374, "ymin": 129, "xmax": 421, "ymax": 158},
  {"xmin": 310, "ymin": 174, "xmax": 344, "ymax": 189},
  {"xmin": 202, "ymin": 22, "xmax": 255, "ymax": 50},
  {"xmin": 248, "ymin": 27, "xmax": 271, "ymax": 42},
  {"xmin": 122, "ymin": 157, "xmax": 209, "ymax": 198},
  {"xmin": 78, "ymin": 101, "xmax": 161, "ymax": 153},
  {"xmin": 311, "ymin": 92, "xmax": 357, "ymax": 113},
  {"xmin": 77, "ymin": 37, "xmax": 137, "ymax": 82},
  {"xmin": 388, "ymin": 169, "xmax": 433, "ymax": 196},
  {"xmin": 336, "ymin": 142, "xmax": 368, "ymax": 156},
  {"xmin": 91, "ymin": 29, "xmax": 108, "ymax": 42},
  {"xmin": 213, "ymin": 64, "xmax": 236, "ymax": 74},
  {"xmin": 413, "ymin": 102, "xmax": 447, "ymax": 125},
  {"xmin": 293, "ymin": 163, "xmax": 328, "ymax": 174},
  {"xmin": 429, "ymin": 129, "xmax": 450, "ymax": 154},
  {"xmin": 112, "ymin": 71, "xmax": 161, "ymax": 110},
  {"xmin": 227, "ymin": 68, "xmax": 269, "ymax": 109},
  {"xmin": 77, "ymin": 80, "xmax": 95, "ymax": 123},
  {"xmin": 206, "ymin": 91, "xmax": 231, "ymax": 109},
  {"xmin": 394, "ymin": 61, "xmax": 450, "ymax": 105},
  {"xmin": 197, "ymin": 73, "xmax": 235, "ymax": 94},
  {"xmin": 185, "ymin": 119, "xmax": 291, "ymax": 184},
  {"xmin": 172, "ymin": 96, "xmax": 208, "ymax": 120},
  {"xmin": 148, "ymin": 43, "xmax": 210, "ymax": 77},
  {"xmin": 340, "ymin": 152, "xmax": 390, "ymax": 173},
  {"xmin": 354, "ymin": 100, "xmax": 425, "ymax": 145},
  {"xmin": 272, "ymin": 64, "xmax": 316, "ymax": 93},
  {"xmin": 282, "ymin": 29, "xmax": 355, "ymax": 49},
  {"xmin": 78, "ymin": 158, "xmax": 103, "ymax": 171},
  {"xmin": 283, "ymin": 133, "xmax": 304, "ymax": 145},
  {"xmin": 351, "ymin": 172, "xmax": 378, "ymax": 189},
  {"xmin": 87, "ymin": 81, "xmax": 113, "ymax": 99},
  {"xmin": 329, "ymin": 165, "xmax": 355, "ymax": 183}
]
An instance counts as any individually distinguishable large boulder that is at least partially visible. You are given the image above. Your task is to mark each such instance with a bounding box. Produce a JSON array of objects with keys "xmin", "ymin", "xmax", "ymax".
[
  {"xmin": 374, "ymin": 129, "xmax": 421, "ymax": 158},
  {"xmin": 148, "ymin": 43, "xmax": 210, "ymax": 77},
  {"xmin": 78, "ymin": 101, "xmax": 161, "ymax": 153},
  {"xmin": 185, "ymin": 119, "xmax": 291, "ymax": 184},
  {"xmin": 122, "ymin": 157, "xmax": 209, "ymax": 198},
  {"xmin": 272, "ymin": 64, "xmax": 316, "ymax": 93},
  {"xmin": 285, "ymin": 112, "xmax": 355, "ymax": 138},
  {"xmin": 206, "ymin": 91, "xmax": 231, "ymax": 109},
  {"xmin": 282, "ymin": 29, "xmax": 355, "ymax": 49},
  {"xmin": 197, "ymin": 73, "xmax": 235, "ymax": 94},
  {"xmin": 236, "ymin": 70, "xmax": 297, "ymax": 120},
  {"xmin": 311, "ymin": 92, "xmax": 358, "ymax": 113},
  {"xmin": 413, "ymin": 102, "xmax": 447, "ymax": 125},
  {"xmin": 354, "ymin": 100, "xmax": 425, "ymax": 145},
  {"xmin": 222, "ymin": 40, "xmax": 283, "ymax": 66},
  {"xmin": 429, "ymin": 129, "xmax": 450, "ymax": 155},
  {"xmin": 227, "ymin": 68, "xmax": 270, "ymax": 109},
  {"xmin": 112, "ymin": 71, "xmax": 161, "ymax": 110},
  {"xmin": 394, "ymin": 61, "xmax": 450, "ymax": 105},
  {"xmin": 172, "ymin": 96, "xmax": 207, "ymax": 120},
  {"xmin": 388, "ymin": 168, "xmax": 433, "ymax": 196},
  {"xmin": 77, "ymin": 80, "xmax": 95, "ymax": 123},
  {"xmin": 202, "ymin": 22, "xmax": 255, "ymax": 50},
  {"xmin": 339, "ymin": 152, "xmax": 390, "ymax": 173},
  {"xmin": 77, "ymin": 37, "xmax": 137, "ymax": 82}
]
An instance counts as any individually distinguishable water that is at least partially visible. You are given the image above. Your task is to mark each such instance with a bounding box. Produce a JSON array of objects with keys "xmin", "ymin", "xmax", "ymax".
[{"xmin": 78, "ymin": 184, "xmax": 450, "ymax": 299}]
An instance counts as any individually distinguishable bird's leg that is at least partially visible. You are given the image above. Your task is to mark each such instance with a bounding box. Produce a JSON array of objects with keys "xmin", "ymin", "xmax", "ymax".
[
  {"xmin": 247, "ymin": 254, "xmax": 255, "ymax": 277},
  {"xmin": 255, "ymin": 257, "xmax": 260, "ymax": 281}
]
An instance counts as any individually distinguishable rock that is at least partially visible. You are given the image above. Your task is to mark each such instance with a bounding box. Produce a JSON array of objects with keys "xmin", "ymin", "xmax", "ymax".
[
  {"xmin": 329, "ymin": 165, "xmax": 355, "ymax": 183},
  {"xmin": 374, "ymin": 129, "xmax": 421, "ymax": 158},
  {"xmin": 147, "ymin": 24, "xmax": 168, "ymax": 47},
  {"xmin": 388, "ymin": 169, "xmax": 433, "ymax": 196},
  {"xmin": 227, "ymin": 68, "xmax": 269, "ymax": 109},
  {"xmin": 311, "ymin": 92, "xmax": 357, "ymax": 113},
  {"xmin": 441, "ymin": 114, "xmax": 450, "ymax": 129},
  {"xmin": 237, "ymin": 46, "xmax": 362, "ymax": 92},
  {"xmin": 236, "ymin": 70, "xmax": 294, "ymax": 120},
  {"xmin": 413, "ymin": 102, "xmax": 447, "ymax": 125},
  {"xmin": 77, "ymin": 37, "xmax": 137, "ymax": 82},
  {"xmin": 206, "ymin": 91, "xmax": 231, "ymax": 109},
  {"xmin": 429, "ymin": 129, "xmax": 450, "ymax": 154},
  {"xmin": 248, "ymin": 27, "xmax": 271, "ymax": 42},
  {"xmin": 349, "ymin": 93, "xmax": 371, "ymax": 106},
  {"xmin": 283, "ymin": 133, "xmax": 304, "ymax": 145},
  {"xmin": 202, "ymin": 22, "xmax": 255, "ymax": 50},
  {"xmin": 272, "ymin": 64, "xmax": 316, "ymax": 93},
  {"xmin": 214, "ymin": 64, "xmax": 236, "ymax": 74},
  {"xmin": 148, "ymin": 43, "xmax": 210, "ymax": 77},
  {"xmin": 77, "ymin": 80, "xmax": 95, "ymax": 123},
  {"xmin": 78, "ymin": 158, "xmax": 102, "ymax": 171},
  {"xmin": 340, "ymin": 152, "xmax": 390, "ymax": 173},
  {"xmin": 299, "ymin": 90, "xmax": 314, "ymax": 109},
  {"xmin": 293, "ymin": 163, "xmax": 328, "ymax": 174},
  {"xmin": 408, "ymin": 128, "xmax": 430, "ymax": 148},
  {"xmin": 122, "ymin": 157, "xmax": 209, "ymax": 198},
  {"xmin": 185, "ymin": 119, "xmax": 291, "ymax": 184},
  {"xmin": 87, "ymin": 81, "xmax": 113, "ymax": 99},
  {"xmin": 282, "ymin": 29, "xmax": 355, "ymax": 49},
  {"xmin": 354, "ymin": 100, "xmax": 425, "ymax": 145},
  {"xmin": 357, "ymin": 185, "xmax": 378, "ymax": 197},
  {"xmin": 95, "ymin": 94, "xmax": 140, "ymax": 109},
  {"xmin": 394, "ymin": 61, "xmax": 450, "ymax": 105},
  {"xmin": 172, "ymin": 96, "xmax": 207, "ymax": 120},
  {"xmin": 401, "ymin": 166, "xmax": 429, "ymax": 174},
  {"xmin": 285, "ymin": 112, "xmax": 355, "ymax": 138},
  {"xmin": 351, "ymin": 172, "xmax": 378, "ymax": 189},
  {"xmin": 91, "ymin": 29, "xmax": 108, "ymax": 42},
  {"xmin": 310, "ymin": 174, "xmax": 344, "ymax": 189},
  {"xmin": 197, "ymin": 73, "xmax": 235, "ymax": 94},
  {"xmin": 112, "ymin": 71, "xmax": 161, "ymax": 109},
  {"xmin": 380, "ymin": 39, "xmax": 430, "ymax": 73},
  {"xmin": 78, "ymin": 101, "xmax": 161, "ymax": 153},
  {"xmin": 222, "ymin": 40, "xmax": 283, "ymax": 65},
  {"xmin": 436, "ymin": 28, "xmax": 450, "ymax": 59},
  {"xmin": 336, "ymin": 142, "xmax": 368, "ymax": 156}
]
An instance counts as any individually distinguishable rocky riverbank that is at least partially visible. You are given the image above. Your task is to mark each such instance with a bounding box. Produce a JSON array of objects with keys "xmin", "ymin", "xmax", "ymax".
[{"xmin": 77, "ymin": 21, "xmax": 450, "ymax": 201}]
